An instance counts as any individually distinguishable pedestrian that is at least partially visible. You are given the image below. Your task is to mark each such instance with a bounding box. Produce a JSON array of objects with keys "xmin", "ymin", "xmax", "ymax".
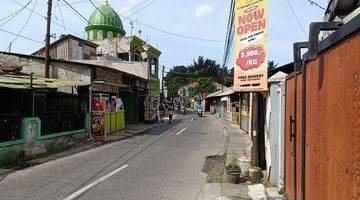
[
  {"xmin": 167, "ymin": 102, "xmax": 174, "ymax": 124},
  {"xmin": 159, "ymin": 103, "xmax": 165, "ymax": 124}
]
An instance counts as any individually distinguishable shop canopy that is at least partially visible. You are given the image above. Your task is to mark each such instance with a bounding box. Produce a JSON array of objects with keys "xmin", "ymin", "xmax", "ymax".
[
  {"xmin": 205, "ymin": 87, "xmax": 235, "ymax": 99},
  {"xmin": 0, "ymin": 74, "xmax": 90, "ymax": 89}
]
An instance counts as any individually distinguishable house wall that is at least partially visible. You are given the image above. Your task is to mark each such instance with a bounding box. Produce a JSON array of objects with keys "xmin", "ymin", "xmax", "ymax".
[
  {"xmin": 267, "ymin": 81, "xmax": 286, "ymax": 188},
  {"xmin": 32, "ymin": 38, "xmax": 97, "ymax": 60},
  {"xmin": 0, "ymin": 52, "xmax": 91, "ymax": 94}
]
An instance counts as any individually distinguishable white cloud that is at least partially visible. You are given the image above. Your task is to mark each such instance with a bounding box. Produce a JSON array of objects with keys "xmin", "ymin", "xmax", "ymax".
[{"xmin": 195, "ymin": 4, "xmax": 215, "ymax": 18}]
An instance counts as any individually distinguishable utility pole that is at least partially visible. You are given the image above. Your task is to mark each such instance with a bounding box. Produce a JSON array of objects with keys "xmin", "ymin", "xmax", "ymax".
[
  {"xmin": 44, "ymin": 0, "xmax": 53, "ymax": 78},
  {"xmin": 251, "ymin": 92, "xmax": 259, "ymax": 166}
]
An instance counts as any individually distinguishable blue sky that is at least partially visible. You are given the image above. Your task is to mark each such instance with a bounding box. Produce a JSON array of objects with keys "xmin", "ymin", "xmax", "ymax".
[{"xmin": 0, "ymin": 0, "xmax": 329, "ymax": 70}]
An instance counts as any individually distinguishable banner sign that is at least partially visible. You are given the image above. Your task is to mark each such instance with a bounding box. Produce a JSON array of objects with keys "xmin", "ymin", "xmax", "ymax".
[
  {"xmin": 233, "ymin": 0, "xmax": 268, "ymax": 91},
  {"xmin": 91, "ymin": 100, "xmax": 106, "ymax": 136}
]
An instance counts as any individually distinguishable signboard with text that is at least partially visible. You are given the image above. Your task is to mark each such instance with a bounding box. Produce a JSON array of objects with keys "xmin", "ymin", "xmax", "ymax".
[{"xmin": 233, "ymin": 0, "xmax": 268, "ymax": 91}]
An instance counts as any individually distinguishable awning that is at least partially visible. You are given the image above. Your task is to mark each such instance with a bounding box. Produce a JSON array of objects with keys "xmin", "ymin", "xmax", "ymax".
[
  {"xmin": 0, "ymin": 74, "xmax": 90, "ymax": 89},
  {"xmin": 221, "ymin": 96, "xmax": 228, "ymax": 101}
]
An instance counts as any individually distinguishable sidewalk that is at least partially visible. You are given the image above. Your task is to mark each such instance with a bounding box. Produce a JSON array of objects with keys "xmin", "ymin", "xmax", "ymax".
[
  {"xmin": 0, "ymin": 123, "xmax": 157, "ymax": 178},
  {"xmin": 197, "ymin": 116, "xmax": 284, "ymax": 200}
]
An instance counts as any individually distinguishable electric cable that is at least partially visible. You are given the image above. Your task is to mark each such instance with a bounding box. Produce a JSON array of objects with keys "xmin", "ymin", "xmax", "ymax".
[
  {"xmin": 0, "ymin": 0, "xmax": 32, "ymax": 22},
  {"xmin": 0, "ymin": 28, "xmax": 43, "ymax": 44},
  {"xmin": 306, "ymin": 0, "xmax": 343, "ymax": 19},
  {"xmin": 121, "ymin": 0, "xmax": 152, "ymax": 15},
  {"xmin": 0, "ymin": 0, "xmax": 33, "ymax": 28},
  {"xmin": 54, "ymin": 0, "xmax": 88, "ymax": 7},
  {"xmin": 89, "ymin": 0, "xmax": 224, "ymax": 43},
  {"xmin": 61, "ymin": 0, "xmax": 129, "ymax": 54},
  {"xmin": 7, "ymin": 0, "xmax": 39, "ymax": 50},
  {"xmin": 57, "ymin": 0, "xmax": 67, "ymax": 34},
  {"xmin": 284, "ymin": 0, "xmax": 308, "ymax": 38},
  {"xmin": 127, "ymin": 0, "xmax": 157, "ymax": 18},
  {"xmin": 11, "ymin": 0, "xmax": 82, "ymax": 37}
]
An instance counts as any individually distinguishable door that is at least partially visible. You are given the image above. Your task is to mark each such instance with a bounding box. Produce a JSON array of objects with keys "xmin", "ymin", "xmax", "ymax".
[
  {"xmin": 285, "ymin": 76, "xmax": 296, "ymax": 200},
  {"xmin": 285, "ymin": 72, "xmax": 303, "ymax": 200}
]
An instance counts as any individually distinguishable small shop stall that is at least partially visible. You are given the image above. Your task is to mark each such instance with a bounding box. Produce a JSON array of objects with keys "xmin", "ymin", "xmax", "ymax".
[
  {"xmin": 91, "ymin": 93, "xmax": 125, "ymax": 134},
  {"xmin": 90, "ymin": 67, "xmax": 125, "ymax": 139}
]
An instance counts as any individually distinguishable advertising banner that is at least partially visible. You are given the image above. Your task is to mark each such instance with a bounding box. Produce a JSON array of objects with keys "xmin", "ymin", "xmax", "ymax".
[
  {"xmin": 91, "ymin": 100, "xmax": 106, "ymax": 136},
  {"xmin": 233, "ymin": 0, "xmax": 268, "ymax": 91}
]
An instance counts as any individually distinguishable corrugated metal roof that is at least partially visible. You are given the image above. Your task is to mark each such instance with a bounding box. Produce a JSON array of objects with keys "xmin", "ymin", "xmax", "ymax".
[
  {"xmin": 206, "ymin": 87, "xmax": 235, "ymax": 98},
  {"xmin": 0, "ymin": 74, "xmax": 90, "ymax": 89}
]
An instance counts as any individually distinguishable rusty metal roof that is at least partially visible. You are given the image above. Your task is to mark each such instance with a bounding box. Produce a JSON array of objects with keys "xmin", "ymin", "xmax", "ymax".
[{"xmin": 0, "ymin": 74, "xmax": 90, "ymax": 89}]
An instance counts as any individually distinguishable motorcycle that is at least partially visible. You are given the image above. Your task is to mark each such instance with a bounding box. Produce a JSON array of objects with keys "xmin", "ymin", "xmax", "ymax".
[
  {"xmin": 197, "ymin": 109, "xmax": 203, "ymax": 117},
  {"xmin": 181, "ymin": 107, "xmax": 186, "ymax": 114}
]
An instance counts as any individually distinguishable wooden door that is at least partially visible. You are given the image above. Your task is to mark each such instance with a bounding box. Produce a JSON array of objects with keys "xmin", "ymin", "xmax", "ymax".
[
  {"xmin": 285, "ymin": 73, "xmax": 303, "ymax": 200},
  {"xmin": 285, "ymin": 76, "xmax": 296, "ymax": 200}
]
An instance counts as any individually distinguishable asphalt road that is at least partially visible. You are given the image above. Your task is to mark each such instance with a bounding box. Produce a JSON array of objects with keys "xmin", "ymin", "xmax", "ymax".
[{"xmin": 0, "ymin": 111, "xmax": 224, "ymax": 200}]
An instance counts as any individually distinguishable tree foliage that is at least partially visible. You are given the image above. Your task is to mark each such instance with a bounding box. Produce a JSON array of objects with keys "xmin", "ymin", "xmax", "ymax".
[
  {"xmin": 164, "ymin": 56, "xmax": 277, "ymax": 98},
  {"xmin": 164, "ymin": 56, "xmax": 232, "ymax": 98}
]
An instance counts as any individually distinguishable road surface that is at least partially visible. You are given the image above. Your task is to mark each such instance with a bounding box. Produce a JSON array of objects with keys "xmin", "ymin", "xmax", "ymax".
[{"xmin": 0, "ymin": 111, "xmax": 225, "ymax": 200}]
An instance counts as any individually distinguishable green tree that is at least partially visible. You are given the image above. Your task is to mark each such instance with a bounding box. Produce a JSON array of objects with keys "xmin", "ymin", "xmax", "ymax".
[
  {"xmin": 164, "ymin": 56, "xmax": 225, "ymax": 98},
  {"xmin": 268, "ymin": 60, "xmax": 278, "ymax": 71},
  {"xmin": 194, "ymin": 77, "xmax": 217, "ymax": 94}
]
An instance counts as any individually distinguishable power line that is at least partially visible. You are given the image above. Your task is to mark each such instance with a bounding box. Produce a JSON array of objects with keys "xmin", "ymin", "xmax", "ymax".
[
  {"xmin": 127, "ymin": 0, "xmax": 157, "ymax": 18},
  {"xmin": 0, "ymin": 0, "xmax": 33, "ymax": 28},
  {"xmin": 0, "ymin": 28, "xmax": 43, "ymax": 44},
  {"xmin": 306, "ymin": 0, "xmax": 343, "ymax": 19},
  {"xmin": 54, "ymin": 0, "xmax": 88, "ymax": 7},
  {"xmin": 284, "ymin": 0, "xmax": 308, "ymax": 38},
  {"xmin": 7, "ymin": 0, "xmax": 39, "ymax": 50},
  {"xmin": 57, "ymin": 0, "xmax": 67, "ymax": 34},
  {"xmin": 90, "ymin": 0, "xmax": 224, "ymax": 43},
  {"xmin": 61, "ymin": 0, "xmax": 129, "ymax": 54},
  {"xmin": 0, "ymin": 0, "xmax": 32, "ymax": 22},
  {"xmin": 121, "ymin": 0, "xmax": 152, "ymax": 15},
  {"xmin": 10, "ymin": 0, "xmax": 82, "ymax": 37}
]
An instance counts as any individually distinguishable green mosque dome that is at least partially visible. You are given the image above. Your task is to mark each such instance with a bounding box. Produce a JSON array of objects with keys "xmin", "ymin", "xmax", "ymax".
[{"xmin": 85, "ymin": 0, "xmax": 126, "ymax": 40}]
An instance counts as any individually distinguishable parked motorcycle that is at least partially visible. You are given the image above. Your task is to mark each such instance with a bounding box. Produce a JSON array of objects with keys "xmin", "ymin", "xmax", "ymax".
[
  {"xmin": 197, "ymin": 109, "xmax": 202, "ymax": 117},
  {"xmin": 181, "ymin": 107, "xmax": 186, "ymax": 114}
]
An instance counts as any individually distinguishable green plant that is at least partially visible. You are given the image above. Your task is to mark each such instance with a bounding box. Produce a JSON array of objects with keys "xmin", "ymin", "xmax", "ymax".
[
  {"xmin": 0, "ymin": 150, "xmax": 26, "ymax": 167},
  {"xmin": 45, "ymin": 144, "xmax": 72, "ymax": 155},
  {"xmin": 214, "ymin": 171, "xmax": 224, "ymax": 183},
  {"xmin": 228, "ymin": 150, "xmax": 240, "ymax": 172}
]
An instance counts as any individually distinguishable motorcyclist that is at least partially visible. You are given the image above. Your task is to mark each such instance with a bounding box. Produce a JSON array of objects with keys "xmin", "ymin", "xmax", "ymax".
[{"xmin": 196, "ymin": 102, "xmax": 203, "ymax": 117}]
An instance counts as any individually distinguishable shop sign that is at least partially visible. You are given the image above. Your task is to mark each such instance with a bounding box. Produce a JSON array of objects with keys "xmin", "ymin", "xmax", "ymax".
[
  {"xmin": 233, "ymin": 0, "xmax": 268, "ymax": 92},
  {"xmin": 92, "ymin": 83, "xmax": 119, "ymax": 93},
  {"xmin": 96, "ymin": 68, "xmax": 122, "ymax": 84}
]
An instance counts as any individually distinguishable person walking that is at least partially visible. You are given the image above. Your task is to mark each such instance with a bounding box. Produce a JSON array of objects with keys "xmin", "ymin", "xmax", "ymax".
[
  {"xmin": 159, "ymin": 103, "xmax": 165, "ymax": 124},
  {"xmin": 167, "ymin": 102, "xmax": 174, "ymax": 124}
]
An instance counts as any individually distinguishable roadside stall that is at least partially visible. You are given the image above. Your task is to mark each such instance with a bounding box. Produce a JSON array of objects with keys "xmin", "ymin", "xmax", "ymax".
[{"xmin": 90, "ymin": 67, "xmax": 126, "ymax": 137}]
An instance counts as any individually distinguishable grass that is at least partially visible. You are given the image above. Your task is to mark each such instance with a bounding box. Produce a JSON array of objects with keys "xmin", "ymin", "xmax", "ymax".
[
  {"xmin": 0, "ymin": 144, "xmax": 73, "ymax": 168},
  {"xmin": 45, "ymin": 144, "xmax": 72, "ymax": 155},
  {"xmin": 213, "ymin": 171, "xmax": 225, "ymax": 183},
  {"xmin": 0, "ymin": 150, "xmax": 26, "ymax": 168},
  {"xmin": 229, "ymin": 150, "xmax": 240, "ymax": 171}
]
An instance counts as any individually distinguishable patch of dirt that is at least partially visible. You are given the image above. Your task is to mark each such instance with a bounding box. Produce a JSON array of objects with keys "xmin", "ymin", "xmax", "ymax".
[{"xmin": 201, "ymin": 154, "xmax": 226, "ymax": 183}]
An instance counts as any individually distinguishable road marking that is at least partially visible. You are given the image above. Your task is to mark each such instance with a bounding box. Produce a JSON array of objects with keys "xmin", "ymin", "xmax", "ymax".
[
  {"xmin": 176, "ymin": 128, "xmax": 186, "ymax": 135},
  {"xmin": 63, "ymin": 165, "xmax": 129, "ymax": 200},
  {"xmin": 191, "ymin": 118, "xmax": 193, "ymax": 122}
]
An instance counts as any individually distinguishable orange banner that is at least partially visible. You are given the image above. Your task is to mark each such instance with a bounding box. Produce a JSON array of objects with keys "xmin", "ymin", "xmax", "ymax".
[{"xmin": 233, "ymin": 0, "xmax": 268, "ymax": 92}]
